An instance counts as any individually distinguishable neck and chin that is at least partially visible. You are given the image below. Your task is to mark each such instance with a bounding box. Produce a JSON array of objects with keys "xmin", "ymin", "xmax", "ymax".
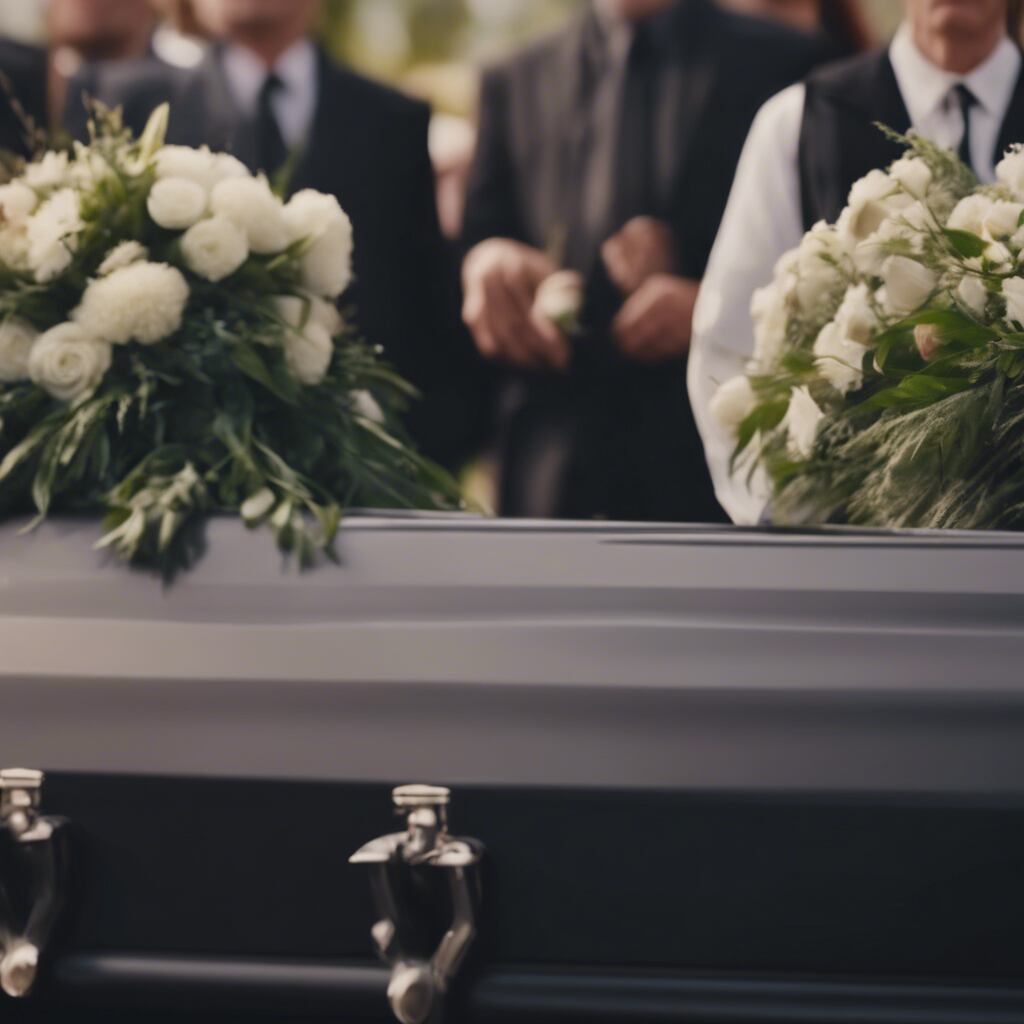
[
  {"xmin": 906, "ymin": 0, "xmax": 1014, "ymax": 75},
  {"xmin": 593, "ymin": 0, "xmax": 679, "ymax": 26}
]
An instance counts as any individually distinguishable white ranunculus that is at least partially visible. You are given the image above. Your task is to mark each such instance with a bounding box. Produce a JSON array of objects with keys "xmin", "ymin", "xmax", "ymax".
[
  {"xmin": 709, "ymin": 375, "xmax": 757, "ymax": 436},
  {"xmin": 534, "ymin": 270, "xmax": 584, "ymax": 331},
  {"xmin": 28, "ymin": 323, "xmax": 112, "ymax": 402},
  {"xmin": 750, "ymin": 282, "xmax": 788, "ymax": 372},
  {"xmin": 1003, "ymin": 276, "xmax": 1024, "ymax": 326},
  {"xmin": 283, "ymin": 189, "xmax": 354, "ymax": 298},
  {"xmin": 210, "ymin": 175, "xmax": 289, "ymax": 254},
  {"xmin": 996, "ymin": 144, "xmax": 1024, "ymax": 196},
  {"xmin": 98, "ymin": 241, "xmax": 148, "ymax": 276},
  {"xmin": 26, "ymin": 188, "xmax": 82, "ymax": 282},
  {"xmin": 881, "ymin": 255, "xmax": 936, "ymax": 315},
  {"xmin": 180, "ymin": 215, "xmax": 249, "ymax": 282},
  {"xmin": 155, "ymin": 145, "xmax": 216, "ymax": 185},
  {"xmin": 284, "ymin": 321, "xmax": 334, "ymax": 386},
  {"xmin": 0, "ymin": 318, "xmax": 36, "ymax": 381},
  {"xmin": 23, "ymin": 151, "xmax": 69, "ymax": 191},
  {"xmin": 813, "ymin": 320, "xmax": 869, "ymax": 395},
  {"xmin": 147, "ymin": 176, "xmax": 207, "ymax": 230},
  {"xmin": 837, "ymin": 169, "xmax": 906, "ymax": 242},
  {"xmin": 0, "ymin": 182, "xmax": 37, "ymax": 222},
  {"xmin": 947, "ymin": 194, "xmax": 995, "ymax": 237},
  {"xmin": 211, "ymin": 153, "xmax": 249, "ymax": 184},
  {"xmin": 957, "ymin": 274, "xmax": 988, "ymax": 316},
  {"xmin": 833, "ymin": 282, "xmax": 877, "ymax": 344},
  {"xmin": 889, "ymin": 156, "xmax": 932, "ymax": 199},
  {"xmin": 351, "ymin": 389, "xmax": 385, "ymax": 424},
  {"xmin": 73, "ymin": 262, "xmax": 189, "ymax": 345},
  {"xmin": 784, "ymin": 386, "xmax": 824, "ymax": 459},
  {"xmin": 982, "ymin": 200, "xmax": 1024, "ymax": 240}
]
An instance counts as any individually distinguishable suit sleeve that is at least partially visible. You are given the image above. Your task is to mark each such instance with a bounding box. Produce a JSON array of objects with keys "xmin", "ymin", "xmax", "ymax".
[{"xmin": 461, "ymin": 66, "xmax": 523, "ymax": 251}]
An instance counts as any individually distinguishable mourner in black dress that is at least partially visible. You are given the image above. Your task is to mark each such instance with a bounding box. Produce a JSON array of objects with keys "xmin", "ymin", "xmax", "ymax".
[
  {"xmin": 65, "ymin": 0, "xmax": 486, "ymax": 473},
  {"xmin": 461, "ymin": 0, "xmax": 827, "ymax": 522}
]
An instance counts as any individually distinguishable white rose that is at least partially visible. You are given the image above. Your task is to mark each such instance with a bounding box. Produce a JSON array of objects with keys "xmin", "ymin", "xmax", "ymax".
[
  {"xmin": 283, "ymin": 189, "xmax": 354, "ymax": 298},
  {"xmin": 784, "ymin": 386, "xmax": 824, "ymax": 459},
  {"xmin": 26, "ymin": 188, "xmax": 82, "ymax": 282},
  {"xmin": 889, "ymin": 156, "xmax": 932, "ymax": 199},
  {"xmin": 833, "ymin": 282, "xmax": 877, "ymax": 344},
  {"xmin": 284, "ymin": 322, "xmax": 333, "ymax": 386},
  {"xmin": 97, "ymin": 241, "xmax": 148, "ymax": 276},
  {"xmin": 0, "ymin": 182, "xmax": 37, "ymax": 222},
  {"xmin": 210, "ymin": 175, "xmax": 289, "ymax": 254},
  {"xmin": 73, "ymin": 262, "xmax": 189, "ymax": 345},
  {"xmin": 709, "ymin": 375, "xmax": 756, "ymax": 436},
  {"xmin": 881, "ymin": 255, "xmax": 936, "ymax": 315},
  {"xmin": 351, "ymin": 389, "xmax": 385, "ymax": 424},
  {"xmin": 534, "ymin": 270, "xmax": 584, "ymax": 331},
  {"xmin": 750, "ymin": 281, "xmax": 788, "ymax": 372},
  {"xmin": 28, "ymin": 323, "xmax": 112, "ymax": 402},
  {"xmin": 947, "ymin": 194, "xmax": 995, "ymax": 237},
  {"xmin": 155, "ymin": 145, "xmax": 216, "ymax": 186},
  {"xmin": 1003, "ymin": 276, "xmax": 1024, "ymax": 326},
  {"xmin": 147, "ymin": 176, "xmax": 207, "ymax": 230},
  {"xmin": 982, "ymin": 200, "xmax": 1024, "ymax": 240},
  {"xmin": 957, "ymin": 274, "xmax": 988, "ymax": 316},
  {"xmin": 838, "ymin": 169, "xmax": 906, "ymax": 242},
  {"xmin": 23, "ymin": 151, "xmax": 69, "ymax": 191},
  {"xmin": 180, "ymin": 215, "xmax": 248, "ymax": 282},
  {"xmin": 813, "ymin": 320, "xmax": 869, "ymax": 395},
  {"xmin": 996, "ymin": 145, "xmax": 1024, "ymax": 196},
  {"xmin": 0, "ymin": 318, "xmax": 36, "ymax": 381}
]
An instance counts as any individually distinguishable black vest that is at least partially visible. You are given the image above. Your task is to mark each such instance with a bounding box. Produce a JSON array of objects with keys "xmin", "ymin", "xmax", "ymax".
[{"xmin": 798, "ymin": 49, "xmax": 1024, "ymax": 230}]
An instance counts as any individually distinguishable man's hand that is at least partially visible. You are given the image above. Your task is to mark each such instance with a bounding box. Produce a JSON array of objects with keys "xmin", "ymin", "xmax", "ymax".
[
  {"xmin": 462, "ymin": 239, "xmax": 570, "ymax": 370},
  {"xmin": 601, "ymin": 217, "xmax": 676, "ymax": 296},
  {"xmin": 612, "ymin": 274, "xmax": 699, "ymax": 363}
]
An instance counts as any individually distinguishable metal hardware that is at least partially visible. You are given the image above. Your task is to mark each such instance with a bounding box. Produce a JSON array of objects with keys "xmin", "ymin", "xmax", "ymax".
[
  {"xmin": 350, "ymin": 784, "xmax": 483, "ymax": 1024},
  {"xmin": 0, "ymin": 768, "xmax": 70, "ymax": 999}
]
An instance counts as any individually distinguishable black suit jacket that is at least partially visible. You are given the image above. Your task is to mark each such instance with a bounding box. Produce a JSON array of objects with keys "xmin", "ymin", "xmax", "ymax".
[
  {"xmin": 0, "ymin": 38, "xmax": 47, "ymax": 158},
  {"xmin": 462, "ymin": 0, "xmax": 827, "ymax": 522},
  {"xmin": 65, "ymin": 47, "xmax": 485, "ymax": 471}
]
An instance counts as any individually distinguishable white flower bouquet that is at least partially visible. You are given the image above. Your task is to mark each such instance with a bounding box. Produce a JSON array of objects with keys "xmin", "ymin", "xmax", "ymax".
[
  {"xmin": 712, "ymin": 128, "xmax": 1024, "ymax": 530},
  {"xmin": 0, "ymin": 105, "xmax": 460, "ymax": 572}
]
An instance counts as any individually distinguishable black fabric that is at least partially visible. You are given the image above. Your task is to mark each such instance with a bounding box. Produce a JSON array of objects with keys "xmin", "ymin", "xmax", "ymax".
[
  {"xmin": 462, "ymin": 0, "xmax": 827, "ymax": 522},
  {"xmin": 954, "ymin": 82, "xmax": 978, "ymax": 172},
  {"xmin": 64, "ymin": 48, "xmax": 488, "ymax": 473},
  {"xmin": 0, "ymin": 37, "xmax": 47, "ymax": 158},
  {"xmin": 254, "ymin": 72, "xmax": 288, "ymax": 178},
  {"xmin": 799, "ymin": 50, "xmax": 1024, "ymax": 229}
]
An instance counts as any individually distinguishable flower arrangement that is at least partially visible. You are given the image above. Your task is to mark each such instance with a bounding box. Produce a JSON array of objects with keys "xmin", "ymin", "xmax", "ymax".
[
  {"xmin": 0, "ymin": 104, "xmax": 460, "ymax": 572},
  {"xmin": 711, "ymin": 128, "xmax": 1024, "ymax": 530}
]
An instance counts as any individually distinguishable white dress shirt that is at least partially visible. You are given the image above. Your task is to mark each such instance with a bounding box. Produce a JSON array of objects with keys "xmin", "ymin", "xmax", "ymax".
[
  {"xmin": 687, "ymin": 25, "xmax": 1022, "ymax": 524},
  {"xmin": 221, "ymin": 38, "xmax": 319, "ymax": 151}
]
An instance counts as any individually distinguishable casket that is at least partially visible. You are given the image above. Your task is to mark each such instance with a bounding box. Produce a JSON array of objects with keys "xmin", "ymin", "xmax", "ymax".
[{"xmin": 2, "ymin": 514, "xmax": 1024, "ymax": 1024}]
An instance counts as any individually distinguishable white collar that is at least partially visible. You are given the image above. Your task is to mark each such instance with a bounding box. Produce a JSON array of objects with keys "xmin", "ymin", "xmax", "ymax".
[
  {"xmin": 220, "ymin": 37, "xmax": 318, "ymax": 116},
  {"xmin": 889, "ymin": 22, "xmax": 1021, "ymax": 124}
]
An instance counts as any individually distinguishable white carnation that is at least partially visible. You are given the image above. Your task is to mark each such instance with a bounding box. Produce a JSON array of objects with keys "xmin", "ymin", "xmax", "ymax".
[
  {"xmin": 1003, "ymin": 276, "xmax": 1024, "ymax": 326},
  {"xmin": 813, "ymin": 320, "xmax": 869, "ymax": 395},
  {"xmin": 709, "ymin": 375, "xmax": 756, "ymax": 436},
  {"xmin": 750, "ymin": 281, "xmax": 788, "ymax": 372},
  {"xmin": 23, "ymin": 151, "xmax": 70, "ymax": 191},
  {"xmin": 147, "ymin": 176, "xmax": 207, "ymax": 230},
  {"xmin": 0, "ymin": 182, "xmax": 37, "ymax": 222},
  {"xmin": 210, "ymin": 175, "xmax": 289, "ymax": 254},
  {"xmin": 996, "ymin": 145, "xmax": 1024, "ymax": 196},
  {"xmin": 180, "ymin": 215, "xmax": 249, "ymax": 282},
  {"xmin": 26, "ymin": 188, "xmax": 82, "ymax": 282},
  {"xmin": 889, "ymin": 156, "xmax": 932, "ymax": 199},
  {"xmin": 957, "ymin": 274, "xmax": 988, "ymax": 316},
  {"xmin": 284, "ymin": 321, "xmax": 334, "ymax": 386},
  {"xmin": 947, "ymin": 194, "xmax": 995, "ymax": 237},
  {"xmin": 73, "ymin": 262, "xmax": 188, "ymax": 345},
  {"xmin": 881, "ymin": 255, "xmax": 936, "ymax": 315},
  {"xmin": 784, "ymin": 386, "xmax": 824, "ymax": 459},
  {"xmin": 351, "ymin": 389, "xmax": 385, "ymax": 424},
  {"xmin": 28, "ymin": 323, "xmax": 111, "ymax": 402},
  {"xmin": 0, "ymin": 317, "xmax": 36, "ymax": 381},
  {"xmin": 283, "ymin": 189, "xmax": 354, "ymax": 298},
  {"xmin": 833, "ymin": 283, "xmax": 877, "ymax": 344},
  {"xmin": 98, "ymin": 241, "xmax": 148, "ymax": 276}
]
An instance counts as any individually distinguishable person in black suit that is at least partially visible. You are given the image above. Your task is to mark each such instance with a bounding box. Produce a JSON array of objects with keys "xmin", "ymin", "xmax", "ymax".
[
  {"xmin": 65, "ymin": 0, "xmax": 485, "ymax": 473},
  {"xmin": 0, "ymin": 39, "xmax": 47, "ymax": 159},
  {"xmin": 461, "ymin": 0, "xmax": 826, "ymax": 522}
]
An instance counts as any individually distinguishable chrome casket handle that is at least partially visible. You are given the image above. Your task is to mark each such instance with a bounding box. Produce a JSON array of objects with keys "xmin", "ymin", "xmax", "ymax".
[
  {"xmin": 0, "ymin": 768, "xmax": 71, "ymax": 999},
  {"xmin": 350, "ymin": 784, "xmax": 483, "ymax": 1024}
]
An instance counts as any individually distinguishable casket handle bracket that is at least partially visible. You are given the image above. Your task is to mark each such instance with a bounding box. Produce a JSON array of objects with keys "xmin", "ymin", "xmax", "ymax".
[{"xmin": 350, "ymin": 784, "xmax": 483, "ymax": 1024}]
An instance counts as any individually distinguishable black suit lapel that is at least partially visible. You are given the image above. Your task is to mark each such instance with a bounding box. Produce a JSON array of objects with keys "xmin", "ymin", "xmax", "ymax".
[
  {"xmin": 290, "ymin": 50, "xmax": 351, "ymax": 197},
  {"xmin": 997, "ymin": 65, "xmax": 1024, "ymax": 166}
]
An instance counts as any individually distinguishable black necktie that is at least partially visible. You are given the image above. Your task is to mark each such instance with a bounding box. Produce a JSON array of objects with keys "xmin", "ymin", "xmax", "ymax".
[
  {"xmin": 614, "ymin": 25, "xmax": 657, "ymax": 226},
  {"xmin": 255, "ymin": 72, "xmax": 288, "ymax": 178},
  {"xmin": 954, "ymin": 83, "xmax": 978, "ymax": 172}
]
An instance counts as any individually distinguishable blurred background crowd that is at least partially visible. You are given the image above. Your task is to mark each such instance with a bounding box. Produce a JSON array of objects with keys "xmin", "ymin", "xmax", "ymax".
[{"xmin": 0, "ymin": 0, "xmax": 986, "ymax": 522}]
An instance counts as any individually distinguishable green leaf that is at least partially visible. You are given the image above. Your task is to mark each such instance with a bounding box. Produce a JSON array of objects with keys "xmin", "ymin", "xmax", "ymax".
[
  {"xmin": 229, "ymin": 341, "xmax": 300, "ymax": 405},
  {"xmin": 944, "ymin": 227, "xmax": 988, "ymax": 258}
]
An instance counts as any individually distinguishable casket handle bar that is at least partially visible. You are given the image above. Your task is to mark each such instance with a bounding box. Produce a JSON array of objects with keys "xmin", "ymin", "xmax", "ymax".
[
  {"xmin": 0, "ymin": 768, "xmax": 70, "ymax": 1000},
  {"xmin": 350, "ymin": 784, "xmax": 483, "ymax": 1024}
]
